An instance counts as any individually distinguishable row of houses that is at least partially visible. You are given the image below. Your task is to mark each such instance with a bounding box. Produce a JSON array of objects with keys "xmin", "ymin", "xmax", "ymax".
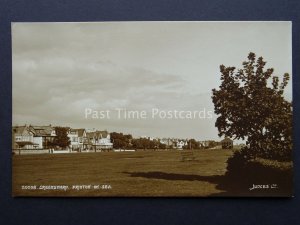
[
  {"xmin": 66, "ymin": 128, "xmax": 113, "ymax": 151},
  {"xmin": 159, "ymin": 138, "xmax": 188, "ymax": 149},
  {"xmin": 146, "ymin": 137, "xmax": 233, "ymax": 149},
  {"xmin": 12, "ymin": 125, "xmax": 234, "ymax": 152},
  {"xmin": 12, "ymin": 125, "xmax": 113, "ymax": 151}
]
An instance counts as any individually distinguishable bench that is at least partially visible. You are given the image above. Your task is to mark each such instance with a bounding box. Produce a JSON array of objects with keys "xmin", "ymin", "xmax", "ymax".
[{"xmin": 181, "ymin": 151, "xmax": 196, "ymax": 161}]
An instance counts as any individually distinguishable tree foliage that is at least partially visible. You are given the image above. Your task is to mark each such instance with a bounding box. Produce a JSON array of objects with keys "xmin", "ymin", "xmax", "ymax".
[
  {"xmin": 110, "ymin": 132, "xmax": 132, "ymax": 149},
  {"xmin": 51, "ymin": 127, "xmax": 70, "ymax": 149},
  {"xmin": 183, "ymin": 139, "xmax": 200, "ymax": 149},
  {"xmin": 131, "ymin": 138, "xmax": 159, "ymax": 150},
  {"xmin": 212, "ymin": 52, "xmax": 292, "ymax": 161}
]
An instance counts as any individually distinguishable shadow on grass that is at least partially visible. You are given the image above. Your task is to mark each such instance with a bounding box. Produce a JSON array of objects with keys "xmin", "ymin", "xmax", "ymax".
[
  {"xmin": 124, "ymin": 171, "xmax": 221, "ymax": 182},
  {"xmin": 124, "ymin": 171, "xmax": 236, "ymax": 196},
  {"xmin": 123, "ymin": 171, "xmax": 292, "ymax": 197}
]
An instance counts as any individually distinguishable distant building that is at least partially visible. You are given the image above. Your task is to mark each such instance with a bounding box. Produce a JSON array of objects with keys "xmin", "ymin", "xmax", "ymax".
[
  {"xmin": 12, "ymin": 125, "xmax": 38, "ymax": 149},
  {"xmin": 160, "ymin": 138, "xmax": 174, "ymax": 148},
  {"xmin": 75, "ymin": 129, "xmax": 87, "ymax": 150},
  {"xmin": 67, "ymin": 128, "xmax": 88, "ymax": 151},
  {"xmin": 159, "ymin": 138, "xmax": 188, "ymax": 149},
  {"xmin": 67, "ymin": 128, "xmax": 78, "ymax": 150},
  {"xmin": 198, "ymin": 140, "xmax": 221, "ymax": 149},
  {"xmin": 175, "ymin": 140, "xmax": 188, "ymax": 149},
  {"xmin": 12, "ymin": 125, "xmax": 56, "ymax": 149},
  {"xmin": 221, "ymin": 137, "xmax": 233, "ymax": 149},
  {"xmin": 197, "ymin": 141, "xmax": 205, "ymax": 149},
  {"xmin": 86, "ymin": 130, "xmax": 113, "ymax": 150},
  {"xmin": 29, "ymin": 125, "xmax": 56, "ymax": 149}
]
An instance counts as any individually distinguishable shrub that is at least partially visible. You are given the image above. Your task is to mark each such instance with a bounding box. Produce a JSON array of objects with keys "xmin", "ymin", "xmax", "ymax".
[{"xmin": 224, "ymin": 147, "xmax": 293, "ymax": 195}]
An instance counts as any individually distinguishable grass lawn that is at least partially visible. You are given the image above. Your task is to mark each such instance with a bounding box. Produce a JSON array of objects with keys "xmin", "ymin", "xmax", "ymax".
[{"xmin": 13, "ymin": 149, "xmax": 234, "ymax": 197}]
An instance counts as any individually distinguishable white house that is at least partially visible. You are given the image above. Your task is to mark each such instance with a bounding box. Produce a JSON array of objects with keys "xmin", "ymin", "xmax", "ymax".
[
  {"xmin": 159, "ymin": 138, "xmax": 188, "ymax": 149},
  {"xmin": 13, "ymin": 125, "xmax": 57, "ymax": 150},
  {"xmin": 29, "ymin": 125, "xmax": 56, "ymax": 149},
  {"xmin": 13, "ymin": 125, "xmax": 39, "ymax": 149},
  {"xmin": 67, "ymin": 128, "xmax": 79, "ymax": 151},
  {"xmin": 175, "ymin": 140, "xmax": 188, "ymax": 149},
  {"xmin": 66, "ymin": 128, "xmax": 88, "ymax": 151},
  {"xmin": 86, "ymin": 130, "xmax": 113, "ymax": 150},
  {"xmin": 75, "ymin": 129, "xmax": 87, "ymax": 150}
]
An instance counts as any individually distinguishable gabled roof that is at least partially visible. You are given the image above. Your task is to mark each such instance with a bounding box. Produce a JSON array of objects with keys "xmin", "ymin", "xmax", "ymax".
[
  {"xmin": 86, "ymin": 131, "xmax": 109, "ymax": 139},
  {"xmin": 29, "ymin": 125, "xmax": 55, "ymax": 137},
  {"xmin": 13, "ymin": 126, "xmax": 32, "ymax": 135},
  {"xmin": 96, "ymin": 131, "xmax": 109, "ymax": 138},
  {"xmin": 86, "ymin": 132, "xmax": 95, "ymax": 139},
  {"xmin": 73, "ymin": 129, "xmax": 86, "ymax": 137}
]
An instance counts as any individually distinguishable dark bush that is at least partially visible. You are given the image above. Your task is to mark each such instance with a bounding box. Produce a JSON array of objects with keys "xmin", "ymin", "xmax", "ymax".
[
  {"xmin": 226, "ymin": 147, "xmax": 254, "ymax": 177},
  {"xmin": 224, "ymin": 147, "xmax": 293, "ymax": 196}
]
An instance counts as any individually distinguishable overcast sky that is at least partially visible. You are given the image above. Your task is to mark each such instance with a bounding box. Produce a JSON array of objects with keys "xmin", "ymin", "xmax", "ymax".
[{"xmin": 12, "ymin": 22, "xmax": 292, "ymax": 140}]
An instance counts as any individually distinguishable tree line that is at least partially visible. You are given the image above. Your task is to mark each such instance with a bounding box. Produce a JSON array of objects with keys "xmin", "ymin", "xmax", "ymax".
[{"xmin": 110, "ymin": 132, "xmax": 219, "ymax": 150}]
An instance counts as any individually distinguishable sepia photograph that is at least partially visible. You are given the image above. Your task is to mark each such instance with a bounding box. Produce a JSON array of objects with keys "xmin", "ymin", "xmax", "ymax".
[{"xmin": 12, "ymin": 21, "xmax": 293, "ymax": 197}]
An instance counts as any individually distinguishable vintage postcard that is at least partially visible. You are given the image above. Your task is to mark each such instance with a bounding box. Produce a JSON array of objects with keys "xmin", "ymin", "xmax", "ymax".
[{"xmin": 12, "ymin": 22, "xmax": 293, "ymax": 197}]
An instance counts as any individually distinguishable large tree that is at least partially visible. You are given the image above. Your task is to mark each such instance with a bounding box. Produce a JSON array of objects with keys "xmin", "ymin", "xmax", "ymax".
[
  {"xmin": 212, "ymin": 52, "xmax": 292, "ymax": 161},
  {"xmin": 110, "ymin": 132, "xmax": 132, "ymax": 149},
  {"xmin": 51, "ymin": 127, "xmax": 70, "ymax": 149},
  {"xmin": 183, "ymin": 139, "xmax": 200, "ymax": 149}
]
